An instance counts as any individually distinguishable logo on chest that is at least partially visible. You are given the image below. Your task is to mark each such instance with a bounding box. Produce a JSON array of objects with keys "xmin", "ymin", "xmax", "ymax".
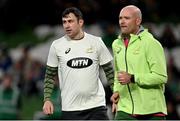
[
  {"xmin": 67, "ymin": 57, "xmax": 93, "ymax": 68},
  {"xmin": 65, "ymin": 48, "xmax": 71, "ymax": 54}
]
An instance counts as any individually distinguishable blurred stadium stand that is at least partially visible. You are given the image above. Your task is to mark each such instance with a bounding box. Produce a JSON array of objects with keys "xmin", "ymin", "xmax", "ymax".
[{"xmin": 0, "ymin": 0, "xmax": 180, "ymax": 120}]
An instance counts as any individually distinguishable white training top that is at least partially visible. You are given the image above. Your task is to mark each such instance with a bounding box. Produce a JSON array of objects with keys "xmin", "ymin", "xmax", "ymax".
[{"xmin": 47, "ymin": 32, "xmax": 113, "ymax": 111}]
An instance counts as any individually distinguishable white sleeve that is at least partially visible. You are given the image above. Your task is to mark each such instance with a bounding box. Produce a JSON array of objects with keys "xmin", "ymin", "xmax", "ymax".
[
  {"xmin": 47, "ymin": 42, "xmax": 58, "ymax": 67},
  {"xmin": 97, "ymin": 38, "xmax": 113, "ymax": 65}
]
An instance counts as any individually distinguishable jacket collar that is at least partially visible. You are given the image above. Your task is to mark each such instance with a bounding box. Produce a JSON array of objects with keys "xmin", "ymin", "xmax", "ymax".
[{"xmin": 118, "ymin": 25, "xmax": 145, "ymax": 40}]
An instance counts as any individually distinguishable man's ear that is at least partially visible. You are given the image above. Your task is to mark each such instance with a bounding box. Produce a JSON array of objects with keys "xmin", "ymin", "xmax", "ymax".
[
  {"xmin": 79, "ymin": 19, "xmax": 84, "ymax": 26},
  {"xmin": 136, "ymin": 18, "xmax": 142, "ymax": 26}
]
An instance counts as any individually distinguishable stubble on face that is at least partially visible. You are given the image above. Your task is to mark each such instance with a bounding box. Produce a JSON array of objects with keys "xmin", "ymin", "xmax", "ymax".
[
  {"xmin": 119, "ymin": 5, "xmax": 141, "ymax": 36},
  {"xmin": 62, "ymin": 13, "xmax": 82, "ymax": 39}
]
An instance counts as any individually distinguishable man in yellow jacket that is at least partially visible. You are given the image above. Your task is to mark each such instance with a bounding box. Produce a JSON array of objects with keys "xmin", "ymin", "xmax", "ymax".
[{"xmin": 111, "ymin": 5, "xmax": 168, "ymax": 120}]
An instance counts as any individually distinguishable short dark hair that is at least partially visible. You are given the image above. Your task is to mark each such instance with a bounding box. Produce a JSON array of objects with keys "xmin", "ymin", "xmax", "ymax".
[{"xmin": 62, "ymin": 7, "xmax": 83, "ymax": 20}]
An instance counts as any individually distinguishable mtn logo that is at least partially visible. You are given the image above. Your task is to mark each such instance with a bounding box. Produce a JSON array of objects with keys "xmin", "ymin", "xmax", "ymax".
[{"xmin": 67, "ymin": 57, "xmax": 93, "ymax": 69}]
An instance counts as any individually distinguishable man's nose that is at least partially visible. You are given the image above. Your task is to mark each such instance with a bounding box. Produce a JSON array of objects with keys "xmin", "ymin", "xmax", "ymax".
[{"xmin": 64, "ymin": 22, "xmax": 70, "ymax": 28}]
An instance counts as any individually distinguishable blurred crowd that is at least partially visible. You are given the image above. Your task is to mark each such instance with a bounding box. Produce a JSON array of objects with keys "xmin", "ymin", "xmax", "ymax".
[
  {"xmin": 0, "ymin": 43, "xmax": 45, "ymax": 119},
  {"xmin": 0, "ymin": 0, "xmax": 180, "ymax": 120}
]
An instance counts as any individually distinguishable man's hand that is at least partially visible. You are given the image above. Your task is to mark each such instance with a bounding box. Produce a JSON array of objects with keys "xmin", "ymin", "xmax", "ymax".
[
  {"xmin": 117, "ymin": 71, "xmax": 132, "ymax": 85},
  {"xmin": 43, "ymin": 100, "xmax": 54, "ymax": 115},
  {"xmin": 112, "ymin": 103, "xmax": 118, "ymax": 113},
  {"xmin": 110, "ymin": 92, "xmax": 119, "ymax": 113}
]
